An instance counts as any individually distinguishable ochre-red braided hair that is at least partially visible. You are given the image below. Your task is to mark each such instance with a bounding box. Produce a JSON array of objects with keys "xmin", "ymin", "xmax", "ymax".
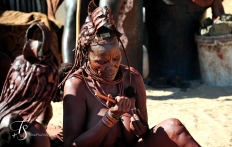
[
  {"xmin": 59, "ymin": 0, "xmax": 132, "ymax": 88},
  {"xmin": 0, "ymin": 22, "xmax": 59, "ymax": 124},
  {"xmin": 0, "ymin": 55, "xmax": 59, "ymax": 123}
]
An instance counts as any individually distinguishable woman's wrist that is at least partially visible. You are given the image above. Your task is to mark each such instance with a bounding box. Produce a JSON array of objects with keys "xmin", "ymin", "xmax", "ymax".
[
  {"xmin": 107, "ymin": 110, "xmax": 120, "ymax": 121},
  {"xmin": 101, "ymin": 111, "xmax": 119, "ymax": 127}
]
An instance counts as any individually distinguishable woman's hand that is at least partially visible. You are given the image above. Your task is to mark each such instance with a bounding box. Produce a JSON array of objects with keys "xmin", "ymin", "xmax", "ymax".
[
  {"xmin": 108, "ymin": 95, "xmax": 131, "ymax": 120},
  {"xmin": 130, "ymin": 109, "xmax": 149, "ymax": 137}
]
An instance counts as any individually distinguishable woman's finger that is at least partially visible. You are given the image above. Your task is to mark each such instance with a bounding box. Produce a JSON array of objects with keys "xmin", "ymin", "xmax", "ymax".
[
  {"xmin": 133, "ymin": 114, "xmax": 147, "ymax": 131},
  {"xmin": 115, "ymin": 96, "xmax": 123, "ymax": 107},
  {"xmin": 106, "ymin": 94, "xmax": 114, "ymax": 107},
  {"xmin": 132, "ymin": 113, "xmax": 148, "ymax": 132},
  {"xmin": 126, "ymin": 99, "xmax": 131, "ymax": 111},
  {"xmin": 123, "ymin": 98, "xmax": 131, "ymax": 112},
  {"xmin": 133, "ymin": 113, "xmax": 140, "ymax": 121},
  {"xmin": 130, "ymin": 117, "xmax": 139, "ymax": 131},
  {"xmin": 130, "ymin": 117, "xmax": 147, "ymax": 136},
  {"xmin": 131, "ymin": 120, "xmax": 148, "ymax": 137}
]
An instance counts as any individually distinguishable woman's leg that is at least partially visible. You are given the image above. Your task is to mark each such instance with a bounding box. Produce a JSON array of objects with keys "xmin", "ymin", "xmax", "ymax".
[{"xmin": 135, "ymin": 118, "xmax": 201, "ymax": 147}]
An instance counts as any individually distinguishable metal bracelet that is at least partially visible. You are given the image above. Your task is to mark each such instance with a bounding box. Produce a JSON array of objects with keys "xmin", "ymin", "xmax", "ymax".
[{"xmin": 102, "ymin": 115, "xmax": 115, "ymax": 127}]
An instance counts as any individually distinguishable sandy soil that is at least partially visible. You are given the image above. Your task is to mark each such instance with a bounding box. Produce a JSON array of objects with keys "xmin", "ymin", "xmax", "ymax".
[
  {"xmin": 145, "ymin": 81, "xmax": 232, "ymax": 147},
  {"xmin": 50, "ymin": 80, "xmax": 232, "ymax": 147}
]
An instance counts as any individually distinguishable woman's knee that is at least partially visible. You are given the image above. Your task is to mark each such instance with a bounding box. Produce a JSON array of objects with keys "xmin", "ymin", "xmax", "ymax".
[
  {"xmin": 157, "ymin": 119, "xmax": 200, "ymax": 146},
  {"xmin": 155, "ymin": 118, "xmax": 186, "ymax": 139}
]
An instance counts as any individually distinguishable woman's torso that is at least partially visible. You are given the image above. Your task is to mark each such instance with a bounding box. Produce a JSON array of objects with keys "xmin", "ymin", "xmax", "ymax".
[{"xmin": 74, "ymin": 65, "xmax": 138, "ymax": 146}]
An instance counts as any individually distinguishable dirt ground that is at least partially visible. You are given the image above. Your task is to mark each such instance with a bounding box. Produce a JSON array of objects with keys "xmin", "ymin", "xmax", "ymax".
[
  {"xmin": 50, "ymin": 1, "xmax": 232, "ymax": 147},
  {"xmin": 145, "ymin": 81, "xmax": 232, "ymax": 147},
  {"xmin": 50, "ymin": 80, "xmax": 232, "ymax": 147}
]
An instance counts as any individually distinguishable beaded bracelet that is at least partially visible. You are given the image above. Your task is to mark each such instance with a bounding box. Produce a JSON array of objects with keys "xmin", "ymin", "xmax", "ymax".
[
  {"xmin": 106, "ymin": 111, "xmax": 119, "ymax": 124},
  {"xmin": 102, "ymin": 114, "xmax": 115, "ymax": 127}
]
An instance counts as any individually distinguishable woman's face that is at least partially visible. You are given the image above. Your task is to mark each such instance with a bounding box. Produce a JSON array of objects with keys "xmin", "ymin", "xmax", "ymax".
[{"xmin": 89, "ymin": 40, "xmax": 122, "ymax": 81}]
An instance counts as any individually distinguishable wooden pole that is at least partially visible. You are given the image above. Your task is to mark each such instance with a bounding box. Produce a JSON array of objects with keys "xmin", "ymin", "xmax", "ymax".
[{"xmin": 76, "ymin": 0, "xmax": 81, "ymax": 47}]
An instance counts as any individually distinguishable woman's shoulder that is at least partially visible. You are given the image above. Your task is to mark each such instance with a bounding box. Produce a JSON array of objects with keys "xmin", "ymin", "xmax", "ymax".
[
  {"xmin": 120, "ymin": 65, "xmax": 144, "ymax": 91},
  {"xmin": 120, "ymin": 64, "xmax": 142, "ymax": 79},
  {"xmin": 65, "ymin": 69, "xmax": 84, "ymax": 84},
  {"xmin": 64, "ymin": 68, "xmax": 87, "ymax": 92},
  {"xmin": 69, "ymin": 69, "xmax": 84, "ymax": 79}
]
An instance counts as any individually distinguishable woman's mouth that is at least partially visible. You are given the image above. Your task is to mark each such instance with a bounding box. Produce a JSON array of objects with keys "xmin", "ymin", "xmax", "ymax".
[
  {"xmin": 105, "ymin": 73, "xmax": 115, "ymax": 78},
  {"xmin": 103, "ymin": 71, "xmax": 117, "ymax": 80}
]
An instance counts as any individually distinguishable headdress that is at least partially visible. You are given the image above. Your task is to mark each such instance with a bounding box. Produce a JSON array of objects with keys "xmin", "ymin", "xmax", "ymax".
[
  {"xmin": 59, "ymin": 0, "xmax": 135, "ymax": 98},
  {"xmin": 0, "ymin": 22, "xmax": 59, "ymax": 123}
]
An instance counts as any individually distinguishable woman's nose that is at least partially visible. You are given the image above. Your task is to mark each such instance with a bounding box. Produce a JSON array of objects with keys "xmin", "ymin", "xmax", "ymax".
[{"xmin": 106, "ymin": 62, "xmax": 114, "ymax": 70}]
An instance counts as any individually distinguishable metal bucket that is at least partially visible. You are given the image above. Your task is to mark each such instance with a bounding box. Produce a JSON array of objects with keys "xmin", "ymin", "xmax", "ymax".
[{"xmin": 195, "ymin": 34, "xmax": 232, "ymax": 86}]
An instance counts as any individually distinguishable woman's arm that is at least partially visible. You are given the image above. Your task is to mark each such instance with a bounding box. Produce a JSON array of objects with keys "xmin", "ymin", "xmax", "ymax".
[
  {"xmin": 63, "ymin": 77, "xmax": 113, "ymax": 147},
  {"xmin": 119, "ymin": 70, "xmax": 148, "ymax": 144},
  {"xmin": 130, "ymin": 72, "xmax": 149, "ymax": 138},
  {"xmin": 211, "ymin": 0, "xmax": 225, "ymax": 19},
  {"xmin": 134, "ymin": 72, "xmax": 148, "ymax": 123}
]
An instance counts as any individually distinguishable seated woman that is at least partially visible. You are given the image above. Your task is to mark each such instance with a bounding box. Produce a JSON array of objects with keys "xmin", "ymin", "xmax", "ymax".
[
  {"xmin": 61, "ymin": 1, "xmax": 201, "ymax": 147},
  {"xmin": 0, "ymin": 22, "xmax": 59, "ymax": 147}
]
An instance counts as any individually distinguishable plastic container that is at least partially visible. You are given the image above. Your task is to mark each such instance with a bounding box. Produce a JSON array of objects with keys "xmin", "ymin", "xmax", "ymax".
[{"xmin": 195, "ymin": 34, "xmax": 232, "ymax": 86}]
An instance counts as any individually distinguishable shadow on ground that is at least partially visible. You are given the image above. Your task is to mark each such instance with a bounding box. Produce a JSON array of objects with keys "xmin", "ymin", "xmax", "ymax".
[{"xmin": 145, "ymin": 80, "xmax": 232, "ymax": 100}]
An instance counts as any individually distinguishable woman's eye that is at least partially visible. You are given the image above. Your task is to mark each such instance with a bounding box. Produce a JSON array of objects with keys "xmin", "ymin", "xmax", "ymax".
[
  {"xmin": 96, "ymin": 61, "xmax": 107, "ymax": 65},
  {"xmin": 113, "ymin": 57, "xmax": 120, "ymax": 61}
]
